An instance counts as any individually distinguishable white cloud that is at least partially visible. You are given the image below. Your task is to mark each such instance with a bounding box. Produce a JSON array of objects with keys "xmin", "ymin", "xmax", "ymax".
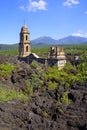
[
  {"xmin": 84, "ymin": 11, "xmax": 87, "ymax": 14},
  {"xmin": 72, "ymin": 30, "xmax": 87, "ymax": 38},
  {"xmin": 20, "ymin": 0, "xmax": 47, "ymax": 12},
  {"xmin": 63, "ymin": 0, "xmax": 80, "ymax": 7},
  {"xmin": 19, "ymin": 5, "xmax": 25, "ymax": 10}
]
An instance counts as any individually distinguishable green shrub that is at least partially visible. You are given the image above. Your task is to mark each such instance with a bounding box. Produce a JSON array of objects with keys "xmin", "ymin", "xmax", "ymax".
[
  {"xmin": 48, "ymin": 81, "xmax": 57, "ymax": 90},
  {"xmin": 77, "ymin": 62, "xmax": 87, "ymax": 81},
  {"xmin": 30, "ymin": 61, "xmax": 39, "ymax": 69},
  {"xmin": 17, "ymin": 90, "xmax": 29, "ymax": 102},
  {"xmin": 30, "ymin": 73, "xmax": 43, "ymax": 91},
  {"xmin": 25, "ymin": 80, "xmax": 33, "ymax": 95},
  {"xmin": 0, "ymin": 86, "xmax": 17, "ymax": 102},
  {"xmin": 0, "ymin": 63, "xmax": 15, "ymax": 79},
  {"xmin": 60, "ymin": 91, "xmax": 70, "ymax": 105},
  {"xmin": 63, "ymin": 62, "xmax": 76, "ymax": 74},
  {"xmin": 0, "ymin": 86, "xmax": 28, "ymax": 102}
]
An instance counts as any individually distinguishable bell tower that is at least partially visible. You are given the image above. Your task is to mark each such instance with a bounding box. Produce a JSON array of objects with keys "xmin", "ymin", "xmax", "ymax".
[{"xmin": 19, "ymin": 25, "xmax": 31, "ymax": 57}]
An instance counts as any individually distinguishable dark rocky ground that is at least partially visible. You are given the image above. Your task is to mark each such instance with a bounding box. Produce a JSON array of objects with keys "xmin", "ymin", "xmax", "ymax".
[{"xmin": 0, "ymin": 56, "xmax": 87, "ymax": 130}]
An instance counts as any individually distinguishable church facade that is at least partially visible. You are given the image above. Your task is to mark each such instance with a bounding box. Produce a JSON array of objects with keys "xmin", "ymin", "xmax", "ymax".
[{"xmin": 19, "ymin": 25, "xmax": 66, "ymax": 69}]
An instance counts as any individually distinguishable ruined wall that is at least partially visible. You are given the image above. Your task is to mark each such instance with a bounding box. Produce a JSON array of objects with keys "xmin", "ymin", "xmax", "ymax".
[
  {"xmin": 48, "ymin": 46, "xmax": 66, "ymax": 59},
  {"xmin": 18, "ymin": 55, "xmax": 66, "ymax": 70}
]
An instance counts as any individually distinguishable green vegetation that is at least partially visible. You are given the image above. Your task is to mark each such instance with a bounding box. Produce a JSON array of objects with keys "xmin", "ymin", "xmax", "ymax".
[
  {"xmin": 42, "ymin": 61, "xmax": 87, "ymax": 89},
  {"xmin": 48, "ymin": 81, "xmax": 57, "ymax": 90},
  {"xmin": 0, "ymin": 50, "xmax": 18, "ymax": 56},
  {"xmin": 0, "ymin": 63, "xmax": 15, "ymax": 79},
  {"xmin": 17, "ymin": 90, "xmax": 29, "ymax": 102},
  {"xmin": 29, "ymin": 73, "xmax": 43, "ymax": 92},
  {"xmin": 25, "ymin": 80, "xmax": 33, "ymax": 95},
  {"xmin": 42, "ymin": 66, "xmax": 75, "ymax": 88},
  {"xmin": 25, "ymin": 73, "xmax": 44, "ymax": 95},
  {"xmin": 0, "ymin": 86, "xmax": 28, "ymax": 102},
  {"xmin": 0, "ymin": 86, "xmax": 16, "ymax": 102},
  {"xmin": 31, "ymin": 46, "xmax": 49, "ymax": 58},
  {"xmin": 0, "ymin": 44, "xmax": 87, "ymax": 104},
  {"xmin": 77, "ymin": 62, "xmax": 87, "ymax": 81},
  {"xmin": 63, "ymin": 44, "xmax": 87, "ymax": 54},
  {"xmin": 0, "ymin": 44, "xmax": 18, "ymax": 51},
  {"xmin": 60, "ymin": 91, "xmax": 70, "ymax": 105},
  {"xmin": 30, "ymin": 61, "xmax": 39, "ymax": 69}
]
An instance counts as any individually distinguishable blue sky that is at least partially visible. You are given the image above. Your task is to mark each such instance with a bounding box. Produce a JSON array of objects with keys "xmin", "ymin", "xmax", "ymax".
[{"xmin": 0, "ymin": 0, "xmax": 87, "ymax": 44}]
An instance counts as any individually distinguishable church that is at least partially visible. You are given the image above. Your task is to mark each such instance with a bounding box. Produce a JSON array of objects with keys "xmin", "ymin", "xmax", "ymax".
[{"xmin": 18, "ymin": 25, "xmax": 66, "ymax": 69}]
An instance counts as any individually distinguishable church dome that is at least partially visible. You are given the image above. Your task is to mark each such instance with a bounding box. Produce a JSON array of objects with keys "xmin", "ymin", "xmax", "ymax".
[{"xmin": 21, "ymin": 25, "xmax": 29, "ymax": 33}]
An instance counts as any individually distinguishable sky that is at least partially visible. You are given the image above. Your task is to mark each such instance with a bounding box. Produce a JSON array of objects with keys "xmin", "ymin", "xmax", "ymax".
[{"xmin": 0, "ymin": 0, "xmax": 87, "ymax": 44}]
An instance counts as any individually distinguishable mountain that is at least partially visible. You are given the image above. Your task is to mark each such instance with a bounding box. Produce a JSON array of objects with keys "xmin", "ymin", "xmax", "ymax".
[
  {"xmin": 31, "ymin": 36, "xmax": 57, "ymax": 45},
  {"xmin": 0, "ymin": 36, "xmax": 87, "ymax": 51},
  {"xmin": 57, "ymin": 36, "xmax": 87, "ymax": 44},
  {"xmin": 31, "ymin": 36, "xmax": 87, "ymax": 45}
]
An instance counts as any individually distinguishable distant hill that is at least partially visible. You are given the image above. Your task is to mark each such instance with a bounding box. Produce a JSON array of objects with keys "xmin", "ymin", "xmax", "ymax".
[
  {"xmin": 57, "ymin": 36, "xmax": 87, "ymax": 44},
  {"xmin": 0, "ymin": 36, "xmax": 87, "ymax": 50},
  {"xmin": 81, "ymin": 41, "xmax": 87, "ymax": 45},
  {"xmin": 0, "ymin": 44, "xmax": 18, "ymax": 50},
  {"xmin": 31, "ymin": 36, "xmax": 57, "ymax": 45},
  {"xmin": 31, "ymin": 36, "xmax": 87, "ymax": 45}
]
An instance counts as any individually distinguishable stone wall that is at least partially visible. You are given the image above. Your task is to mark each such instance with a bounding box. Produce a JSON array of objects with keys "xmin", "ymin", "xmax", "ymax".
[{"xmin": 18, "ymin": 54, "xmax": 66, "ymax": 69}]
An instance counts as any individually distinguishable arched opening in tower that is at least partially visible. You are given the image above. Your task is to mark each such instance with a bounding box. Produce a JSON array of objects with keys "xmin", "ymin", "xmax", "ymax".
[
  {"xmin": 26, "ymin": 46, "xmax": 28, "ymax": 52},
  {"xmin": 26, "ymin": 35, "xmax": 28, "ymax": 41}
]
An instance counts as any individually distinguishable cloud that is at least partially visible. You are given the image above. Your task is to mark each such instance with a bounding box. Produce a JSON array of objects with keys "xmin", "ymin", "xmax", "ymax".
[
  {"xmin": 20, "ymin": 5, "xmax": 25, "ymax": 10},
  {"xmin": 72, "ymin": 30, "xmax": 87, "ymax": 38},
  {"xmin": 84, "ymin": 11, "xmax": 87, "ymax": 14},
  {"xmin": 20, "ymin": 0, "xmax": 47, "ymax": 12},
  {"xmin": 63, "ymin": 0, "xmax": 80, "ymax": 7}
]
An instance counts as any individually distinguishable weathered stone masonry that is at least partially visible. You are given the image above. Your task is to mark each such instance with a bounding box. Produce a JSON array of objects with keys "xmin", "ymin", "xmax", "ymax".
[
  {"xmin": 19, "ymin": 25, "xmax": 31, "ymax": 57},
  {"xmin": 18, "ymin": 25, "xmax": 66, "ymax": 69}
]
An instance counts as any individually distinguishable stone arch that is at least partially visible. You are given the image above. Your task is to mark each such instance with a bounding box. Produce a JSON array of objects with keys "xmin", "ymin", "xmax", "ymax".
[
  {"xmin": 26, "ymin": 46, "xmax": 28, "ymax": 52},
  {"xmin": 26, "ymin": 35, "xmax": 28, "ymax": 41}
]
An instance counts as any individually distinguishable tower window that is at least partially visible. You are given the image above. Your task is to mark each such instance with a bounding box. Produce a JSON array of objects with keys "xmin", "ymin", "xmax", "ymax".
[
  {"xmin": 26, "ymin": 35, "xmax": 28, "ymax": 40},
  {"xmin": 26, "ymin": 46, "xmax": 28, "ymax": 52}
]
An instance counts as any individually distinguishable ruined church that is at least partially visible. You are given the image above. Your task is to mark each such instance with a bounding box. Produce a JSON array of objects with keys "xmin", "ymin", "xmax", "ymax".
[{"xmin": 19, "ymin": 25, "xmax": 66, "ymax": 69}]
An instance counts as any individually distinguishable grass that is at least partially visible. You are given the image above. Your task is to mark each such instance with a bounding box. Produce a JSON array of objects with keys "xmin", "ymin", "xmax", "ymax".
[
  {"xmin": 48, "ymin": 81, "xmax": 58, "ymax": 90},
  {"xmin": 0, "ymin": 50, "xmax": 18, "ymax": 56},
  {"xmin": 0, "ymin": 86, "xmax": 29, "ymax": 102},
  {"xmin": 60, "ymin": 91, "xmax": 70, "ymax": 105},
  {"xmin": 0, "ymin": 63, "xmax": 15, "ymax": 79},
  {"xmin": 31, "ymin": 46, "xmax": 49, "ymax": 58}
]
